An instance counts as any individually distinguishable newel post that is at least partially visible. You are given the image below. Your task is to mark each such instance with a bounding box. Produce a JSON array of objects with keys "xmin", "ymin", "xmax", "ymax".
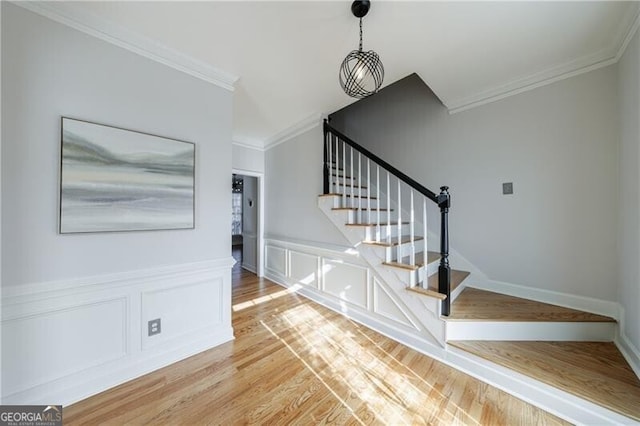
[
  {"xmin": 323, "ymin": 120, "xmax": 330, "ymax": 195},
  {"xmin": 437, "ymin": 186, "xmax": 451, "ymax": 316}
]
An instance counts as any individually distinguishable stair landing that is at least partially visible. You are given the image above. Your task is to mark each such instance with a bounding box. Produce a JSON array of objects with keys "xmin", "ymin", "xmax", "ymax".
[
  {"xmin": 449, "ymin": 288, "xmax": 615, "ymax": 322},
  {"xmin": 448, "ymin": 340, "xmax": 640, "ymax": 422}
]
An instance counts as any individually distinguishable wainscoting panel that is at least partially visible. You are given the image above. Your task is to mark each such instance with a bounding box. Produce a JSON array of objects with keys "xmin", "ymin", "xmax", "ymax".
[
  {"xmin": 265, "ymin": 245, "xmax": 287, "ymax": 277},
  {"xmin": 372, "ymin": 277, "xmax": 419, "ymax": 330},
  {"xmin": 1, "ymin": 258, "xmax": 234, "ymax": 406},
  {"xmin": 141, "ymin": 277, "xmax": 224, "ymax": 350},
  {"xmin": 2, "ymin": 297, "xmax": 127, "ymax": 397},
  {"xmin": 289, "ymin": 250, "xmax": 319, "ymax": 288},
  {"xmin": 322, "ymin": 259, "xmax": 369, "ymax": 309}
]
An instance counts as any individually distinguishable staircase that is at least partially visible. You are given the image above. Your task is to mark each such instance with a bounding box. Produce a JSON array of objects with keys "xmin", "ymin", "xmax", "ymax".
[{"xmin": 317, "ymin": 120, "xmax": 640, "ymax": 422}]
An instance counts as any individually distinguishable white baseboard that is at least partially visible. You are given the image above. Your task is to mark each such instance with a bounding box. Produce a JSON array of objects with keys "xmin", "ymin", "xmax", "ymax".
[
  {"xmin": 4, "ymin": 328, "xmax": 234, "ymax": 407},
  {"xmin": 241, "ymin": 263, "xmax": 257, "ymax": 274},
  {"xmin": 1, "ymin": 258, "xmax": 234, "ymax": 406},
  {"xmin": 469, "ymin": 279, "xmax": 620, "ymax": 321},
  {"xmin": 616, "ymin": 331, "xmax": 640, "ymax": 380}
]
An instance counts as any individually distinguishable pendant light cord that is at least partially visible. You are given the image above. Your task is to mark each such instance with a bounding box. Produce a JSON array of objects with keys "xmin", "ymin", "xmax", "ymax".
[{"xmin": 359, "ymin": 18, "xmax": 363, "ymax": 51}]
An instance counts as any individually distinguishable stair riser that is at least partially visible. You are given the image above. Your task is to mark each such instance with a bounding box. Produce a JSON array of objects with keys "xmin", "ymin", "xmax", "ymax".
[
  {"xmin": 383, "ymin": 242, "xmax": 425, "ymax": 262},
  {"xmin": 361, "ymin": 224, "xmax": 410, "ymax": 241},
  {"xmin": 327, "ymin": 197, "xmax": 381, "ymax": 209},
  {"xmin": 343, "ymin": 210, "xmax": 395, "ymax": 224},
  {"xmin": 385, "ymin": 259, "xmax": 439, "ymax": 287},
  {"xmin": 446, "ymin": 322, "xmax": 616, "ymax": 341}
]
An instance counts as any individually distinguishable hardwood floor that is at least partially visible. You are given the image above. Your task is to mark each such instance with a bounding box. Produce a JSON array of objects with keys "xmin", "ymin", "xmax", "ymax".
[
  {"xmin": 449, "ymin": 288, "xmax": 615, "ymax": 322},
  {"xmin": 64, "ymin": 265, "xmax": 569, "ymax": 425},
  {"xmin": 449, "ymin": 341, "xmax": 640, "ymax": 421}
]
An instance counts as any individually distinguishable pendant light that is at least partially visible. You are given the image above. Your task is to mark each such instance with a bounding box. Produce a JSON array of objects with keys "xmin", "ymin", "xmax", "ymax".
[{"xmin": 339, "ymin": 0, "xmax": 384, "ymax": 98}]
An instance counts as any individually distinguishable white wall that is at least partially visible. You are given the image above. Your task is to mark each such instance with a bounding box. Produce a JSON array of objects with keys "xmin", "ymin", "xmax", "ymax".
[
  {"xmin": 329, "ymin": 69, "xmax": 619, "ymax": 302},
  {"xmin": 232, "ymin": 144, "xmax": 264, "ymax": 174},
  {"xmin": 265, "ymin": 125, "xmax": 349, "ymax": 247},
  {"xmin": 242, "ymin": 175, "xmax": 258, "ymax": 272},
  {"xmin": 1, "ymin": 3, "xmax": 234, "ymax": 405},
  {"xmin": 618, "ymin": 27, "xmax": 640, "ymax": 355}
]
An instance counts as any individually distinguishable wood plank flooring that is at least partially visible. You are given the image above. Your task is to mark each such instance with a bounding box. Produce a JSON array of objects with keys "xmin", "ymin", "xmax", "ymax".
[
  {"xmin": 449, "ymin": 288, "xmax": 615, "ymax": 322},
  {"xmin": 449, "ymin": 341, "xmax": 640, "ymax": 421},
  {"xmin": 64, "ymin": 254, "xmax": 569, "ymax": 425}
]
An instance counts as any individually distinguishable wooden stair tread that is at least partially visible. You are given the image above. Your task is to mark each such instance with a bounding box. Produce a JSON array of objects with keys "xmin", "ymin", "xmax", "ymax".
[
  {"xmin": 448, "ymin": 341, "xmax": 640, "ymax": 421},
  {"xmin": 331, "ymin": 183, "xmax": 368, "ymax": 189},
  {"xmin": 427, "ymin": 269, "xmax": 469, "ymax": 293},
  {"xmin": 332, "ymin": 207, "xmax": 392, "ymax": 212},
  {"xmin": 383, "ymin": 251, "xmax": 440, "ymax": 270},
  {"xmin": 318, "ymin": 193, "xmax": 378, "ymax": 200},
  {"xmin": 362, "ymin": 235, "xmax": 424, "ymax": 247},
  {"xmin": 449, "ymin": 288, "xmax": 616, "ymax": 322},
  {"xmin": 406, "ymin": 286, "xmax": 446, "ymax": 300},
  {"xmin": 345, "ymin": 221, "xmax": 409, "ymax": 227},
  {"xmin": 405, "ymin": 269, "xmax": 469, "ymax": 299}
]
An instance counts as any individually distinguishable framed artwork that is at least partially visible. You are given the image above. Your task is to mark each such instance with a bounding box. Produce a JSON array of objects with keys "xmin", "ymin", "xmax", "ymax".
[{"xmin": 59, "ymin": 117, "xmax": 195, "ymax": 233}]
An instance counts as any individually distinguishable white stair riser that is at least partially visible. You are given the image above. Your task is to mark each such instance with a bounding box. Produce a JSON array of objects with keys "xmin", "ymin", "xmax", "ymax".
[
  {"xmin": 328, "ymin": 197, "xmax": 382, "ymax": 210},
  {"xmin": 446, "ymin": 321, "xmax": 616, "ymax": 341},
  {"xmin": 361, "ymin": 224, "xmax": 410, "ymax": 241},
  {"xmin": 342, "ymin": 210, "xmax": 396, "ymax": 224}
]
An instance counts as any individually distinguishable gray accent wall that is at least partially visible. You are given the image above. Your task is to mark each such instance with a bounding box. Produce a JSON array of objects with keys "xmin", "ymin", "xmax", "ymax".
[{"xmin": 329, "ymin": 71, "xmax": 619, "ymax": 303}]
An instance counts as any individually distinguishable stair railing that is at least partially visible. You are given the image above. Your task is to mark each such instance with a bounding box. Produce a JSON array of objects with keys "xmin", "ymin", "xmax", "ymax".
[{"xmin": 323, "ymin": 120, "xmax": 452, "ymax": 316}]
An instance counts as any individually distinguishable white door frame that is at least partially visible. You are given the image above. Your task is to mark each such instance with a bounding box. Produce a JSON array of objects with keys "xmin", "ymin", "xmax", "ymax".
[{"xmin": 232, "ymin": 168, "xmax": 265, "ymax": 277}]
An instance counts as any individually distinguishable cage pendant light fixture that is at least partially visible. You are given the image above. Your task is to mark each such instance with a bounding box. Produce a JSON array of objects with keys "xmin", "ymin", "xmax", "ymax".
[{"xmin": 339, "ymin": 0, "xmax": 384, "ymax": 99}]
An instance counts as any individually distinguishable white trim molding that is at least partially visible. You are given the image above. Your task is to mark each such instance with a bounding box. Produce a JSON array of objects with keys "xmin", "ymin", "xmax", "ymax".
[
  {"xmin": 12, "ymin": 1, "xmax": 238, "ymax": 92},
  {"xmin": 448, "ymin": 2, "xmax": 640, "ymax": 115},
  {"xmin": 264, "ymin": 113, "xmax": 324, "ymax": 151},
  {"xmin": 232, "ymin": 140, "xmax": 265, "ymax": 152}
]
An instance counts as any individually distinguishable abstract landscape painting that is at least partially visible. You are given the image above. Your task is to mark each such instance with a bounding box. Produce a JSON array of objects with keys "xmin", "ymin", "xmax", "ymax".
[{"xmin": 60, "ymin": 118, "xmax": 195, "ymax": 233}]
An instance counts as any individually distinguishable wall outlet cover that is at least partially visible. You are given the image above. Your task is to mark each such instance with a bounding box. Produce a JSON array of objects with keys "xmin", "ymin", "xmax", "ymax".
[
  {"xmin": 503, "ymin": 182, "xmax": 514, "ymax": 195},
  {"xmin": 148, "ymin": 318, "xmax": 161, "ymax": 336}
]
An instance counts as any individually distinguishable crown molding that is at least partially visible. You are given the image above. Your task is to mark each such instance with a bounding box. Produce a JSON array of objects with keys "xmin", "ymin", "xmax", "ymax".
[
  {"xmin": 264, "ymin": 113, "xmax": 324, "ymax": 151},
  {"xmin": 12, "ymin": 1, "xmax": 239, "ymax": 92},
  {"xmin": 232, "ymin": 140, "xmax": 265, "ymax": 152},
  {"xmin": 448, "ymin": 3, "xmax": 640, "ymax": 115},
  {"xmin": 447, "ymin": 47, "xmax": 617, "ymax": 114},
  {"xmin": 614, "ymin": 4, "xmax": 640, "ymax": 62}
]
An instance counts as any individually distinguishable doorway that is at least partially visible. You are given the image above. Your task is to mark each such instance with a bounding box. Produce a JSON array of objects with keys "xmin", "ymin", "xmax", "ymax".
[{"xmin": 231, "ymin": 171, "xmax": 263, "ymax": 276}]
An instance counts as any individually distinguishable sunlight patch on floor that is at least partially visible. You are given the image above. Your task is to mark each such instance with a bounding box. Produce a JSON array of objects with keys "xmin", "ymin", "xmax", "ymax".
[
  {"xmin": 232, "ymin": 284, "xmax": 302, "ymax": 311},
  {"xmin": 262, "ymin": 301, "xmax": 480, "ymax": 424}
]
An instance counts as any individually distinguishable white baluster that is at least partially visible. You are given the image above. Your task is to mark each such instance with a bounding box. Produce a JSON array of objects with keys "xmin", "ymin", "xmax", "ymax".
[
  {"xmin": 386, "ymin": 171, "xmax": 391, "ymax": 244},
  {"xmin": 328, "ymin": 134, "xmax": 332, "ymax": 190},
  {"xmin": 410, "ymin": 189, "xmax": 415, "ymax": 265},
  {"xmin": 367, "ymin": 159, "xmax": 371, "ymax": 225},
  {"xmin": 350, "ymin": 147, "xmax": 354, "ymax": 208},
  {"xmin": 376, "ymin": 165, "xmax": 380, "ymax": 242},
  {"xmin": 342, "ymin": 141, "xmax": 346, "ymax": 206},
  {"xmin": 358, "ymin": 152, "xmax": 362, "ymax": 221},
  {"xmin": 423, "ymin": 196, "xmax": 428, "ymax": 273},
  {"xmin": 397, "ymin": 178, "xmax": 402, "ymax": 262}
]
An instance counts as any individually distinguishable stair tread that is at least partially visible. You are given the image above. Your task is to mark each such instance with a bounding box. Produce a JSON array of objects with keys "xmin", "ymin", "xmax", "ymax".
[
  {"xmin": 363, "ymin": 235, "xmax": 424, "ymax": 247},
  {"xmin": 406, "ymin": 286, "xmax": 447, "ymax": 300},
  {"xmin": 318, "ymin": 193, "xmax": 378, "ymax": 199},
  {"xmin": 449, "ymin": 288, "xmax": 616, "ymax": 322},
  {"xmin": 332, "ymin": 182, "xmax": 368, "ymax": 189},
  {"xmin": 332, "ymin": 207, "xmax": 392, "ymax": 211},
  {"xmin": 383, "ymin": 251, "xmax": 441, "ymax": 270},
  {"xmin": 448, "ymin": 340, "xmax": 640, "ymax": 421},
  {"xmin": 405, "ymin": 269, "xmax": 469, "ymax": 299},
  {"xmin": 427, "ymin": 269, "xmax": 469, "ymax": 293},
  {"xmin": 345, "ymin": 221, "xmax": 409, "ymax": 227}
]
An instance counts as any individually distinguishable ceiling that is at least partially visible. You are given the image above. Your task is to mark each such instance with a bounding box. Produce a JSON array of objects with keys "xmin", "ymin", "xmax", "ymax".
[{"xmin": 33, "ymin": 1, "xmax": 640, "ymax": 149}]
